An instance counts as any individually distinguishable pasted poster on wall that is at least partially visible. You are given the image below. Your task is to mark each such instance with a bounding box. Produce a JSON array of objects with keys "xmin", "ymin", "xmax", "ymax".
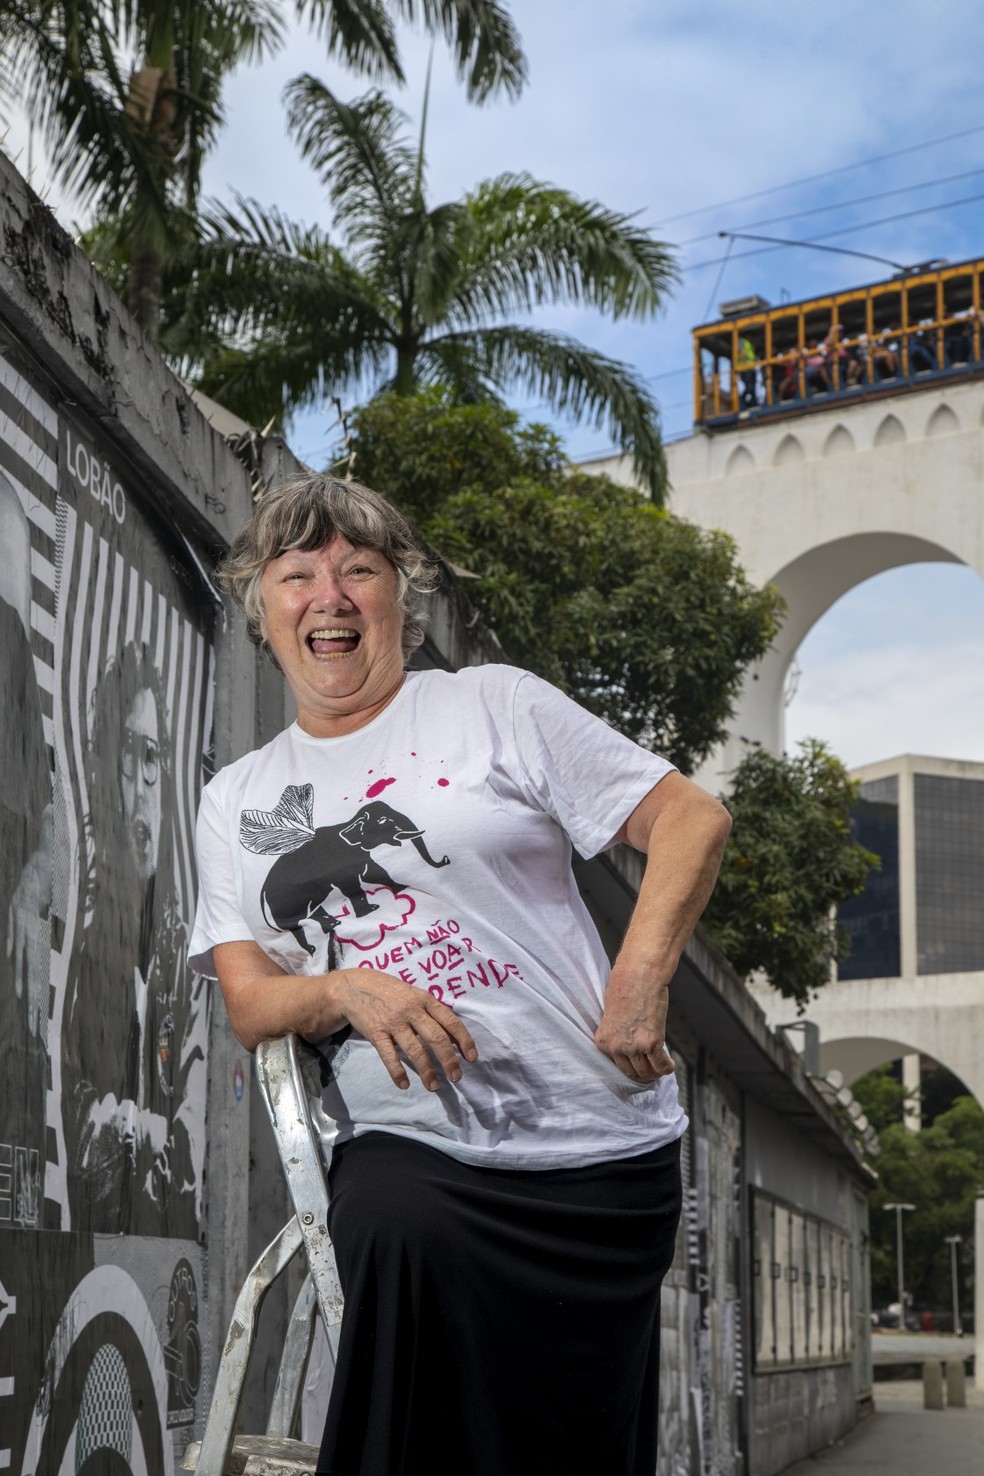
[{"xmin": 0, "ymin": 331, "xmax": 216, "ymax": 1473}]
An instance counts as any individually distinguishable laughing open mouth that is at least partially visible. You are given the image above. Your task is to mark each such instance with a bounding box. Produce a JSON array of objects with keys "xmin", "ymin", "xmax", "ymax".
[{"xmin": 308, "ymin": 627, "xmax": 361, "ymax": 658}]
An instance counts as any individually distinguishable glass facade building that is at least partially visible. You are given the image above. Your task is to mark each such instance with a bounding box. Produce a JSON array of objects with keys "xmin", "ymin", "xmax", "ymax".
[
  {"xmin": 838, "ymin": 761, "xmax": 984, "ymax": 981},
  {"xmin": 838, "ymin": 777, "xmax": 901, "ymax": 980},
  {"xmin": 914, "ymin": 774, "xmax": 984, "ymax": 974}
]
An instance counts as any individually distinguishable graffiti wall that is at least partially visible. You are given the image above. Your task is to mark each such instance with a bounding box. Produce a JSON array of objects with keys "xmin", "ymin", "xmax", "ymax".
[{"xmin": 0, "ymin": 328, "xmax": 215, "ymax": 1474}]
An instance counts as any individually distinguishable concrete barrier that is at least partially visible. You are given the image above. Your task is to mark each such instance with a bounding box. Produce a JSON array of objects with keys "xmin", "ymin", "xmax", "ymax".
[
  {"xmin": 946, "ymin": 1356, "xmax": 967, "ymax": 1408},
  {"xmin": 923, "ymin": 1360, "xmax": 945, "ymax": 1409}
]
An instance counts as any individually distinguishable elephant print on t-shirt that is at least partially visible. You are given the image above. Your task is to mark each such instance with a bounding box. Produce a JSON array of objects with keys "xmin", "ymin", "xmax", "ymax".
[{"xmin": 240, "ymin": 783, "xmax": 450, "ymax": 963}]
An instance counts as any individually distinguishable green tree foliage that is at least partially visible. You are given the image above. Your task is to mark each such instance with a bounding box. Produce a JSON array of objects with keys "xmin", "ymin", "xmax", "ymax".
[
  {"xmin": 351, "ymin": 390, "xmax": 782, "ymax": 771},
  {"xmin": 853, "ymin": 1061, "xmax": 968, "ymax": 1137},
  {"xmin": 700, "ymin": 741, "xmax": 877, "ymax": 1006},
  {"xmin": 0, "ymin": 1, "xmax": 525, "ymax": 333},
  {"xmin": 852, "ymin": 1063, "xmax": 909, "ymax": 1135},
  {"xmin": 2, "ymin": 0, "xmax": 282, "ymax": 331},
  {"xmin": 347, "ymin": 379, "xmax": 568, "ymax": 507},
  {"xmin": 859, "ymin": 1090, "xmax": 984, "ymax": 1314},
  {"xmin": 173, "ymin": 82, "xmax": 676, "ymax": 495}
]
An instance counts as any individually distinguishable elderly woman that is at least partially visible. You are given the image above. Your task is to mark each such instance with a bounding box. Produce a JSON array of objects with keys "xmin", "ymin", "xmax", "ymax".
[{"xmin": 190, "ymin": 475, "xmax": 731, "ymax": 1476}]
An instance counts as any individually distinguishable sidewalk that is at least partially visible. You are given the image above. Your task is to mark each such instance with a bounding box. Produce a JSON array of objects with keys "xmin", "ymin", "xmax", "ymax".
[{"xmin": 781, "ymin": 1380, "xmax": 984, "ymax": 1474}]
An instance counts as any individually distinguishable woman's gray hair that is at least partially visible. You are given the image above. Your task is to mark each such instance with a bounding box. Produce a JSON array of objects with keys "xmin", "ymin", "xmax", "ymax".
[{"xmin": 217, "ymin": 474, "xmax": 439, "ymax": 661}]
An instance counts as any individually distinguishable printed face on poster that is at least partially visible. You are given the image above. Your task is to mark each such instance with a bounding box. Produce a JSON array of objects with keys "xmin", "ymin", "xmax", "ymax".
[{"xmin": 0, "ymin": 334, "xmax": 216, "ymax": 1471}]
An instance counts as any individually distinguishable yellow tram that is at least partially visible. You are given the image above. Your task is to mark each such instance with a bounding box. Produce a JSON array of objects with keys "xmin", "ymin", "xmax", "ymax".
[{"xmin": 693, "ymin": 255, "xmax": 984, "ymax": 429}]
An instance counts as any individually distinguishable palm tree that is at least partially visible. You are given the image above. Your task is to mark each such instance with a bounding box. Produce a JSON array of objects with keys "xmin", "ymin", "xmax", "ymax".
[
  {"xmin": 0, "ymin": 1, "xmax": 525, "ymax": 335},
  {"xmin": 175, "ymin": 79, "xmax": 678, "ymax": 497}
]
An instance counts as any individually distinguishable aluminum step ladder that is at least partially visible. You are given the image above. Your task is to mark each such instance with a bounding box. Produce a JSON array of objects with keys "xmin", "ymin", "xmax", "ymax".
[{"xmin": 183, "ymin": 1035, "xmax": 342, "ymax": 1475}]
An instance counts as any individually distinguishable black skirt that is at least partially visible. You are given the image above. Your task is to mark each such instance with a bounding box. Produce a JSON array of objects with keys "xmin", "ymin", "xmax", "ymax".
[{"xmin": 317, "ymin": 1132, "xmax": 682, "ymax": 1476}]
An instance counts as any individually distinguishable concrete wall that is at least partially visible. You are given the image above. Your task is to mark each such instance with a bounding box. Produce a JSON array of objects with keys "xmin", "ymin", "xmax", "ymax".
[
  {"xmin": 665, "ymin": 917, "xmax": 873, "ymax": 1473},
  {"xmin": 746, "ymin": 1098, "xmax": 854, "ymax": 1225},
  {"xmin": 750, "ymin": 1365, "xmax": 856, "ymax": 1476},
  {"xmin": 0, "ymin": 150, "xmax": 263, "ymax": 1471},
  {"xmin": 641, "ymin": 976, "xmax": 870, "ymax": 1476},
  {"xmin": 744, "ymin": 1098, "xmax": 869, "ymax": 1476}
]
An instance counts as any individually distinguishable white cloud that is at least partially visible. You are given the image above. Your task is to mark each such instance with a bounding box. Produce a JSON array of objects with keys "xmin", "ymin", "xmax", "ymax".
[{"xmin": 785, "ymin": 566, "xmax": 984, "ymax": 769}]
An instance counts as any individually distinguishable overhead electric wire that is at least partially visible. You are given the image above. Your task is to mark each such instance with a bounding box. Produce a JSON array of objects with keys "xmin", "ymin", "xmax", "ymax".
[
  {"xmin": 653, "ymin": 121, "xmax": 984, "ymax": 228},
  {"xmin": 646, "ymin": 365, "xmax": 691, "ymax": 381},
  {"xmin": 684, "ymin": 189, "xmax": 984, "ymax": 273},
  {"xmin": 719, "ymin": 231, "xmax": 909, "ymax": 272},
  {"xmin": 675, "ymin": 164, "xmax": 984, "ymax": 249}
]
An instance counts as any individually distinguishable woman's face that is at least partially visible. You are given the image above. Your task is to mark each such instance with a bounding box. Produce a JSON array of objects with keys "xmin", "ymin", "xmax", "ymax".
[
  {"xmin": 121, "ymin": 687, "xmax": 162, "ymax": 884},
  {"xmin": 259, "ymin": 534, "xmax": 406, "ymax": 737}
]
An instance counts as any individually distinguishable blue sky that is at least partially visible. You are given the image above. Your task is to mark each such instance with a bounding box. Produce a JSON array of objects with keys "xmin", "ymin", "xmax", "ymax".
[{"xmin": 5, "ymin": 0, "xmax": 984, "ymax": 771}]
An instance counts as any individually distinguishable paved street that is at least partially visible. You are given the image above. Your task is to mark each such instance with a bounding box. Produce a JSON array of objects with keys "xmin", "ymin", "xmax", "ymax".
[{"xmin": 781, "ymin": 1380, "xmax": 984, "ymax": 1475}]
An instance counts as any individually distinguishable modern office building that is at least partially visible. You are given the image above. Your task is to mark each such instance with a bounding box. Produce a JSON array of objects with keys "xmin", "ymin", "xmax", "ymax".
[
  {"xmin": 839, "ymin": 755, "xmax": 984, "ymax": 983},
  {"xmin": 748, "ymin": 754, "xmax": 984, "ymax": 1134},
  {"xmin": 749, "ymin": 754, "xmax": 984, "ymax": 1134}
]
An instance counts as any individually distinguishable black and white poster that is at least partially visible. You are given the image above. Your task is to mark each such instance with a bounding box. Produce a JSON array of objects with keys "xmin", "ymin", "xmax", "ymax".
[{"xmin": 0, "ymin": 331, "xmax": 215, "ymax": 1473}]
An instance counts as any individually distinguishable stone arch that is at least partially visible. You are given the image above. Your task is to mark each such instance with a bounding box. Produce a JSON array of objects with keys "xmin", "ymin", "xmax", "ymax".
[
  {"xmin": 772, "ymin": 531, "xmax": 962, "ymax": 663},
  {"xmin": 800, "ymin": 971, "xmax": 984, "ymax": 1116},
  {"xmin": 818, "ymin": 1038, "xmax": 967, "ymax": 1094},
  {"xmin": 874, "ymin": 413, "xmax": 905, "ymax": 446},
  {"xmin": 927, "ymin": 402, "xmax": 960, "ymax": 438},
  {"xmin": 822, "ymin": 424, "xmax": 855, "ymax": 457},
  {"xmin": 752, "ymin": 1006, "xmax": 984, "ymax": 1116},
  {"xmin": 773, "ymin": 433, "xmax": 805, "ymax": 467},
  {"xmin": 696, "ymin": 532, "xmax": 967, "ymax": 772},
  {"xmin": 725, "ymin": 445, "xmax": 755, "ymax": 476},
  {"xmin": 822, "ymin": 1037, "xmax": 909, "ymax": 1084}
]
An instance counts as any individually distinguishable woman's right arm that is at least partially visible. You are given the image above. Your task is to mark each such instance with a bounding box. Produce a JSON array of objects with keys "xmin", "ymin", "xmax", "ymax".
[{"xmin": 214, "ymin": 941, "xmax": 478, "ymax": 1092}]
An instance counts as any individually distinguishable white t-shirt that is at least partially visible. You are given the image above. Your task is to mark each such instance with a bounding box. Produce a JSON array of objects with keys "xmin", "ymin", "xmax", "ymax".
[{"xmin": 190, "ymin": 664, "xmax": 687, "ymax": 1168}]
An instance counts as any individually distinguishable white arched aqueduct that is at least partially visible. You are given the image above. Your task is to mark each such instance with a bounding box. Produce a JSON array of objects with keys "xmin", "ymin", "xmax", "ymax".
[{"xmin": 588, "ymin": 376, "xmax": 984, "ymax": 1109}]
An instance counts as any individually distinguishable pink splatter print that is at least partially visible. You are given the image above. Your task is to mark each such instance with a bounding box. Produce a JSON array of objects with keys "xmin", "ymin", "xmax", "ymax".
[
  {"xmin": 366, "ymin": 776, "xmax": 397, "ymax": 798},
  {"xmin": 437, "ymin": 778, "xmax": 450, "ymax": 787}
]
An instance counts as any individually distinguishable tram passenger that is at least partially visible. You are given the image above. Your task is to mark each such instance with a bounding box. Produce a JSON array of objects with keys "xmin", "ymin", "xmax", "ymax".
[
  {"xmin": 804, "ymin": 341, "xmax": 828, "ymax": 395},
  {"xmin": 871, "ymin": 331, "xmax": 899, "ymax": 380},
  {"xmin": 737, "ymin": 334, "xmax": 758, "ymax": 407},
  {"xmin": 909, "ymin": 319, "xmax": 936, "ymax": 374},
  {"xmin": 944, "ymin": 309, "xmax": 978, "ymax": 366},
  {"xmin": 843, "ymin": 336, "xmax": 867, "ymax": 386},
  {"xmin": 845, "ymin": 336, "xmax": 867, "ymax": 386},
  {"xmin": 775, "ymin": 350, "xmax": 798, "ymax": 402}
]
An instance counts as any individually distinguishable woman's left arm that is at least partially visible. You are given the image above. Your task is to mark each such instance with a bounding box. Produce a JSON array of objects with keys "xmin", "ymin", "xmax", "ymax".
[{"xmin": 594, "ymin": 772, "xmax": 732, "ymax": 1083}]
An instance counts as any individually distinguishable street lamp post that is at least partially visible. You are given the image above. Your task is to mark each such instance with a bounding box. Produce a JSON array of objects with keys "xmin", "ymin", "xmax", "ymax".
[
  {"xmin": 945, "ymin": 1234, "xmax": 963, "ymax": 1336},
  {"xmin": 884, "ymin": 1202, "xmax": 915, "ymax": 1328}
]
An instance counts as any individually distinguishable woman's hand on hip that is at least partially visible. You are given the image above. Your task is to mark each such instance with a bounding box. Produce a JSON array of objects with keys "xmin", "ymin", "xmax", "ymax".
[
  {"xmin": 594, "ymin": 967, "xmax": 675, "ymax": 1084},
  {"xmin": 332, "ymin": 968, "xmax": 478, "ymax": 1092}
]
